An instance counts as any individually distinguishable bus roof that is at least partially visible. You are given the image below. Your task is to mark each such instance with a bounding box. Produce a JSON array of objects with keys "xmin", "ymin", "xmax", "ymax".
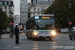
[
  {"xmin": 33, "ymin": 14, "xmax": 54, "ymax": 16},
  {"xmin": 26, "ymin": 14, "xmax": 54, "ymax": 22}
]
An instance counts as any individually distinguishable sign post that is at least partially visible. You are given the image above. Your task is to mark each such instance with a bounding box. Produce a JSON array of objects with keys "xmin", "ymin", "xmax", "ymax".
[
  {"xmin": 69, "ymin": 21, "xmax": 72, "ymax": 25},
  {"xmin": 69, "ymin": 21, "xmax": 72, "ymax": 32},
  {"xmin": 9, "ymin": 22, "xmax": 13, "ymax": 25}
]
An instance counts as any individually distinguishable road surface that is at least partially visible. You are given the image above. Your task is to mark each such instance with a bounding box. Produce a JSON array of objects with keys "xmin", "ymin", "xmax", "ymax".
[{"xmin": 0, "ymin": 33, "xmax": 75, "ymax": 50}]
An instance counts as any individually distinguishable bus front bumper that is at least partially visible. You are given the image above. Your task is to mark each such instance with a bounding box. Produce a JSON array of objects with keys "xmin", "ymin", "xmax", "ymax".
[{"xmin": 32, "ymin": 35, "xmax": 56, "ymax": 39}]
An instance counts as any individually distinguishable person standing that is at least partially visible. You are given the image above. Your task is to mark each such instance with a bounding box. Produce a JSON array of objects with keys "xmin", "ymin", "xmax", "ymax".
[{"xmin": 14, "ymin": 24, "xmax": 19, "ymax": 44}]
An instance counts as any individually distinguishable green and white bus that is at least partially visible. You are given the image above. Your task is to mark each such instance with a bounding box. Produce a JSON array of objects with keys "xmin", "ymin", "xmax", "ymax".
[{"xmin": 26, "ymin": 14, "xmax": 56, "ymax": 40}]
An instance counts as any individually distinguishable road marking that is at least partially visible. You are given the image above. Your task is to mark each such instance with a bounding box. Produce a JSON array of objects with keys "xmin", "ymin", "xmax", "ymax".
[
  {"xmin": 33, "ymin": 48, "xmax": 38, "ymax": 49},
  {"xmin": 14, "ymin": 47, "xmax": 21, "ymax": 48}
]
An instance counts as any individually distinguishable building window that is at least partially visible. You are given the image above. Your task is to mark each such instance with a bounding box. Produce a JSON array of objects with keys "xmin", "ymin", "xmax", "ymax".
[
  {"xmin": 34, "ymin": 8, "xmax": 36, "ymax": 12},
  {"xmin": 4, "ymin": 2, "xmax": 7, "ymax": 5},
  {"xmin": 9, "ymin": 15, "xmax": 11, "ymax": 18},
  {"xmin": 9, "ymin": 2, "xmax": 11, "ymax": 5},
  {"xmin": 0, "ymin": 8, "xmax": 2, "ymax": 10},
  {"xmin": 0, "ymin": 2, "xmax": 2, "ymax": 5},
  {"xmin": 16, "ymin": 17, "xmax": 18, "ymax": 20},
  {"xmin": 9, "ymin": 7, "xmax": 11, "ymax": 9},
  {"xmin": 38, "ymin": 8, "xmax": 39, "ymax": 12},
  {"xmin": 5, "ymin": 6, "xmax": 7, "ymax": 9},
  {"xmin": 41, "ymin": 7, "xmax": 45, "ymax": 12},
  {"xmin": 33, "ymin": 1, "xmax": 36, "ymax": 7},
  {"xmin": 0, "ymin": 6, "xmax": 2, "ymax": 9},
  {"xmin": 50, "ymin": 2, "xmax": 52, "ymax": 5},
  {"xmin": 50, "ymin": 0, "xmax": 52, "ymax": 1},
  {"xmin": 5, "ymin": 11, "xmax": 7, "ymax": 14},
  {"xmin": 9, "ymin": 11, "xmax": 11, "ymax": 14},
  {"xmin": 37, "ymin": 2, "xmax": 39, "ymax": 5},
  {"xmin": 21, "ymin": 5, "xmax": 25, "ymax": 8},
  {"xmin": 25, "ymin": 0, "xmax": 27, "ymax": 3}
]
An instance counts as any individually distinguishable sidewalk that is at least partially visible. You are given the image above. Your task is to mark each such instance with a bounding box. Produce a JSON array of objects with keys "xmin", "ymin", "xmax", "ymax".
[
  {"xmin": 1, "ymin": 33, "xmax": 25, "ymax": 39},
  {"xmin": 1, "ymin": 34, "xmax": 11, "ymax": 39}
]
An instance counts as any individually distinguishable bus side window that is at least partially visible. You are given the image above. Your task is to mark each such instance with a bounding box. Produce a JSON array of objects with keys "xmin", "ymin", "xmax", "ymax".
[
  {"xmin": 30, "ymin": 18, "xmax": 35, "ymax": 29},
  {"xmin": 27, "ymin": 19, "xmax": 33, "ymax": 29},
  {"xmin": 26, "ymin": 22, "xmax": 30, "ymax": 30},
  {"xmin": 26, "ymin": 17, "xmax": 35, "ymax": 30}
]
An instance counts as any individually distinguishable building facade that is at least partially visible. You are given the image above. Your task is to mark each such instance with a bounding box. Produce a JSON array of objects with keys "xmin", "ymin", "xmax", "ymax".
[
  {"xmin": 30, "ymin": 0, "xmax": 55, "ymax": 17},
  {"xmin": 20, "ymin": 0, "xmax": 28, "ymax": 24},
  {"xmin": 28, "ymin": 3, "xmax": 31, "ymax": 18},
  {"xmin": 0, "ymin": 0, "xmax": 14, "ymax": 18},
  {"xmin": 14, "ymin": 15, "xmax": 22, "ymax": 28},
  {"xmin": 14, "ymin": 15, "xmax": 20, "ymax": 25}
]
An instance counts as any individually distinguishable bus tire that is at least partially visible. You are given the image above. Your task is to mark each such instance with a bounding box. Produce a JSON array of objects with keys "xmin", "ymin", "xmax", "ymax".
[
  {"xmin": 31, "ymin": 37, "xmax": 34, "ymax": 40},
  {"xmin": 27, "ymin": 37, "xmax": 30, "ymax": 39},
  {"xmin": 31, "ymin": 37, "xmax": 35, "ymax": 40},
  {"xmin": 49, "ymin": 37, "xmax": 52, "ymax": 41}
]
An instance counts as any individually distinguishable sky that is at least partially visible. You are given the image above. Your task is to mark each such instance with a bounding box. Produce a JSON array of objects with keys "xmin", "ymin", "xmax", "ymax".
[{"xmin": 13, "ymin": 0, "xmax": 31, "ymax": 15}]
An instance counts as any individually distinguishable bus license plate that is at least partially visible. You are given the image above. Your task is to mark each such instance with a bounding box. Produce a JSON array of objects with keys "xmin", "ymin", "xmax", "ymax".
[
  {"xmin": 39, "ymin": 33, "xmax": 47, "ymax": 35},
  {"xmin": 43, "ymin": 36, "xmax": 47, "ymax": 37}
]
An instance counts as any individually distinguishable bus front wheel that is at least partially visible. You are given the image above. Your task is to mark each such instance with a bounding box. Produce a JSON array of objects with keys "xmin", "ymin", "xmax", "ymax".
[
  {"xmin": 27, "ymin": 37, "xmax": 30, "ymax": 39},
  {"xmin": 49, "ymin": 37, "xmax": 52, "ymax": 40}
]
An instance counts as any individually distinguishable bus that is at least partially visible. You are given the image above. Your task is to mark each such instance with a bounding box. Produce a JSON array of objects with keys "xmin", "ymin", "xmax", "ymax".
[{"xmin": 26, "ymin": 14, "xmax": 56, "ymax": 40}]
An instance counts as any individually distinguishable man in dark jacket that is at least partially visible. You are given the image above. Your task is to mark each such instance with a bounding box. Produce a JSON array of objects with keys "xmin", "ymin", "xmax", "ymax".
[{"xmin": 14, "ymin": 24, "xmax": 19, "ymax": 44}]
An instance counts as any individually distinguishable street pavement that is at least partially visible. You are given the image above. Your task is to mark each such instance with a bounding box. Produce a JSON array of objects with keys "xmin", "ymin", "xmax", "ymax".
[{"xmin": 0, "ymin": 33, "xmax": 75, "ymax": 50}]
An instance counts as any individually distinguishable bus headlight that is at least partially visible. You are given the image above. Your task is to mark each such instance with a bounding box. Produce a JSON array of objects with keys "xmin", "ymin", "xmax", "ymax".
[
  {"xmin": 51, "ymin": 31, "xmax": 56, "ymax": 36},
  {"xmin": 33, "ymin": 31, "xmax": 38, "ymax": 36}
]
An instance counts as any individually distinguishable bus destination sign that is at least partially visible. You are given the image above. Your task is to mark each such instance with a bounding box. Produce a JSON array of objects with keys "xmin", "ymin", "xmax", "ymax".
[
  {"xmin": 35, "ymin": 16, "xmax": 54, "ymax": 19},
  {"xmin": 42, "ymin": 16, "xmax": 50, "ymax": 19}
]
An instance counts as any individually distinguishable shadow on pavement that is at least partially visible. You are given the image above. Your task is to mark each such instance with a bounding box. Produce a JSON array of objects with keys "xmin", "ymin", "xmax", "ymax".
[{"xmin": 30, "ymin": 38, "xmax": 54, "ymax": 41}]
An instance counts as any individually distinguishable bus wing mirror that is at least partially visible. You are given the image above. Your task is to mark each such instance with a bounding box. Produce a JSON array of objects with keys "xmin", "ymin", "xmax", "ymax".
[{"xmin": 31, "ymin": 18, "xmax": 34, "ymax": 22}]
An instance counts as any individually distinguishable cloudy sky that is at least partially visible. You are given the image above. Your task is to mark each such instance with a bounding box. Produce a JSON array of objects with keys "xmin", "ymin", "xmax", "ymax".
[{"xmin": 13, "ymin": 0, "xmax": 31, "ymax": 15}]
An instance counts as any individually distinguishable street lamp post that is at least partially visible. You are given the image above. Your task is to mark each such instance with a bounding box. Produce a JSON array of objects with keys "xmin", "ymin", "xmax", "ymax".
[
  {"xmin": 68, "ymin": 0, "xmax": 72, "ymax": 32},
  {"xmin": 9, "ymin": 4, "xmax": 14, "ymax": 38}
]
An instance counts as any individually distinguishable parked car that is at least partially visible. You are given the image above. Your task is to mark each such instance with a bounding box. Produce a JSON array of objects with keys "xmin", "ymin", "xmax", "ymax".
[
  {"xmin": 69, "ymin": 27, "xmax": 75, "ymax": 40},
  {"xmin": 1, "ymin": 30, "xmax": 10, "ymax": 33},
  {"xmin": 19, "ymin": 30, "xmax": 23, "ymax": 33}
]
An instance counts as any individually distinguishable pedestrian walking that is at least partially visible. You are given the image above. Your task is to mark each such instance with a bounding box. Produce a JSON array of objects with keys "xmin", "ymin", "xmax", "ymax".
[{"xmin": 14, "ymin": 24, "xmax": 20, "ymax": 44}]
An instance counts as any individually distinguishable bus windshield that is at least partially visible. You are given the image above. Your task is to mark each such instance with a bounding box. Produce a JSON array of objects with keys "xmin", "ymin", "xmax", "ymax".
[{"xmin": 34, "ymin": 19, "xmax": 55, "ymax": 30}]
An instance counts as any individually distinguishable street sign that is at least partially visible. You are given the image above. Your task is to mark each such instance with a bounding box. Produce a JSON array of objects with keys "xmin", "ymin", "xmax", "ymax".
[
  {"xmin": 9, "ymin": 22, "xmax": 13, "ymax": 25},
  {"xmin": 69, "ymin": 21, "xmax": 72, "ymax": 25}
]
